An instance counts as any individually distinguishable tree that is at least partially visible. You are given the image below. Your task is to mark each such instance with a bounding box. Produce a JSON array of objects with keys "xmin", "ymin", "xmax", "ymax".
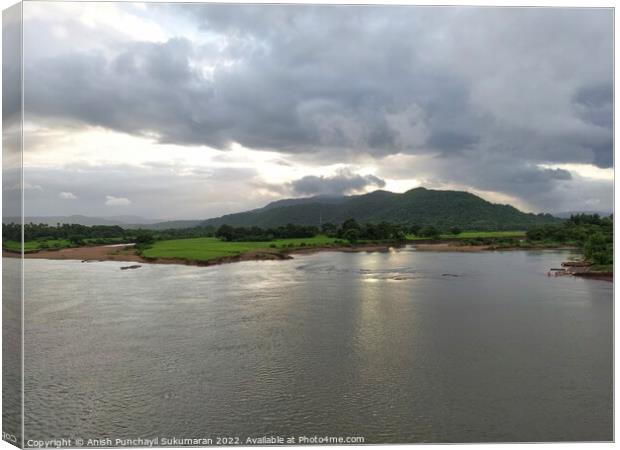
[
  {"xmin": 419, "ymin": 225, "xmax": 440, "ymax": 239},
  {"xmin": 344, "ymin": 228, "xmax": 361, "ymax": 244},
  {"xmin": 393, "ymin": 229, "xmax": 407, "ymax": 242},
  {"xmin": 584, "ymin": 232, "xmax": 612, "ymax": 265},
  {"xmin": 215, "ymin": 224, "xmax": 235, "ymax": 241},
  {"xmin": 135, "ymin": 232, "xmax": 155, "ymax": 245},
  {"xmin": 69, "ymin": 235, "xmax": 85, "ymax": 246},
  {"xmin": 321, "ymin": 222, "xmax": 338, "ymax": 237},
  {"xmin": 341, "ymin": 218, "xmax": 361, "ymax": 232},
  {"xmin": 449, "ymin": 226, "xmax": 462, "ymax": 236},
  {"xmin": 409, "ymin": 224, "xmax": 421, "ymax": 236}
]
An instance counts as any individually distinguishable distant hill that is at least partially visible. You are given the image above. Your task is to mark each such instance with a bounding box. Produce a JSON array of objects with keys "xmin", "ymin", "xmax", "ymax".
[
  {"xmin": 5, "ymin": 215, "xmax": 133, "ymax": 226},
  {"xmin": 6, "ymin": 188, "xmax": 563, "ymax": 231},
  {"xmin": 4, "ymin": 214, "xmax": 205, "ymax": 230},
  {"xmin": 201, "ymin": 187, "xmax": 561, "ymax": 230},
  {"xmin": 5, "ymin": 215, "xmax": 164, "ymax": 228},
  {"xmin": 140, "ymin": 219, "xmax": 205, "ymax": 230},
  {"xmin": 553, "ymin": 210, "xmax": 612, "ymax": 219}
]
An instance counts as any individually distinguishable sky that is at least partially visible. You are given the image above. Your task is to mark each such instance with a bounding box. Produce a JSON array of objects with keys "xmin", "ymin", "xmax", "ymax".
[{"xmin": 8, "ymin": 2, "xmax": 614, "ymax": 220}]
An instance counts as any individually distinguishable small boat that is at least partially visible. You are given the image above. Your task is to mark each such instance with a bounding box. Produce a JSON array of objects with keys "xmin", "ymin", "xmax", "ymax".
[{"xmin": 120, "ymin": 265, "xmax": 142, "ymax": 270}]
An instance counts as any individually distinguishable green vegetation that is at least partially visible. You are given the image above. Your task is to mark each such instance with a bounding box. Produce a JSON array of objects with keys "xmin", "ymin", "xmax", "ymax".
[
  {"xmin": 2, "ymin": 222, "xmax": 217, "ymax": 252},
  {"xmin": 141, "ymin": 236, "xmax": 339, "ymax": 261},
  {"xmin": 3, "ymin": 239, "xmax": 72, "ymax": 252},
  {"xmin": 2, "ymin": 206, "xmax": 606, "ymax": 271},
  {"xmin": 140, "ymin": 227, "xmax": 529, "ymax": 263},
  {"xmin": 333, "ymin": 219, "xmax": 407, "ymax": 243},
  {"xmin": 215, "ymin": 223, "xmax": 318, "ymax": 241},
  {"xmin": 202, "ymin": 187, "xmax": 560, "ymax": 230},
  {"xmin": 526, "ymin": 214, "xmax": 613, "ymax": 266}
]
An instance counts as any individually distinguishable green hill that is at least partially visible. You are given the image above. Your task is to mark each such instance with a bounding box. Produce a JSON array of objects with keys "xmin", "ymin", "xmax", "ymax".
[{"xmin": 201, "ymin": 187, "xmax": 560, "ymax": 231}]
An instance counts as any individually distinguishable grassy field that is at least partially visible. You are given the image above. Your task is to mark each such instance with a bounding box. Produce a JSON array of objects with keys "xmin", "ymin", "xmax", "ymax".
[
  {"xmin": 3, "ymin": 230, "xmax": 527, "ymax": 259},
  {"xmin": 142, "ymin": 235, "xmax": 339, "ymax": 261},
  {"xmin": 3, "ymin": 239, "xmax": 72, "ymax": 252},
  {"xmin": 407, "ymin": 230, "xmax": 526, "ymax": 240}
]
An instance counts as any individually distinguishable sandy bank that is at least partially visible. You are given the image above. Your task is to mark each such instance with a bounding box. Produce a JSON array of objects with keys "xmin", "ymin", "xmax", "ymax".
[
  {"xmin": 4, "ymin": 242, "xmax": 394, "ymax": 267},
  {"xmin": 4, "ymin": 245, "xmax": 145, "ymax": 262}
]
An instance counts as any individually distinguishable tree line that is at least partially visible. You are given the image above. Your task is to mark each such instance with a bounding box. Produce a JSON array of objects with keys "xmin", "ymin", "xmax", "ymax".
[
  {"xmin": 2, "ymin": 222, "xmax": 217, "ymax": 246},
  {"xmin": 526, "ymin": 214, "xmax": 613, "ymax": 266},
  {"xmin": 215, "ymin": 224, "xmax": 319, "ymax": 241},
  {"xmin": 3, "ymin": 220, "xmax": 465, "ymax": 247},
  {"xmin": 214, "ymin": 220, "xmax": 463, "ymax": 243}
]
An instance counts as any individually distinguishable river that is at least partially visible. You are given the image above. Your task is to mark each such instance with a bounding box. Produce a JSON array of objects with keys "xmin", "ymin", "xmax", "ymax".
[{"xmin": 10, "ymin": 248, "xmax": 613, "ymax": 443}]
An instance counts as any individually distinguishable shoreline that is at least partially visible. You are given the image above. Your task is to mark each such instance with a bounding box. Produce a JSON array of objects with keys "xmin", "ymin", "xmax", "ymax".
[
  {"xmin": 3, "ymin": 242, "xmax": 397, "ymax": 268},
  {"xmin": 4, "ymin": 242, "xmax": 612, "ymax": 281}
]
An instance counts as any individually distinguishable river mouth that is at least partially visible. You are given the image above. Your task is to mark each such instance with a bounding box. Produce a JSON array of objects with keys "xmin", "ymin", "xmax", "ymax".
[{"xmin": 13, "ymin": 249, "xmax": 613, "ymax": 443}]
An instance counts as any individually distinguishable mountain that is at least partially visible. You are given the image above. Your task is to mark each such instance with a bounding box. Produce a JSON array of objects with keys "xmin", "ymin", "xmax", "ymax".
[
  {"xmin": 262, "ymin": 195, "xmax": 347, "ymax": 210},
  {"xmin": 201, "ymin": 188, "xmax": 561, "ymax": 230}
]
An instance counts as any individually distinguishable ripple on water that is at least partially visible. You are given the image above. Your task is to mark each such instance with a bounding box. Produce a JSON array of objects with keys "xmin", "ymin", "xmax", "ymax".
[{"xmin": 16, "ymin": 250, "xmax": 613, "ymax": 443}]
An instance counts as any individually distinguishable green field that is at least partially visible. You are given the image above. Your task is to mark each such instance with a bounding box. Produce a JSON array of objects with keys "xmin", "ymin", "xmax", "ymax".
[
  {"xmin": 142, "ymin": 236, "xmax": 339, "ymax": 261},
  {"xmin": 3, "ymin": 239, "xmax": 72, "ymax": 252},
  {"xmin": 3, "ymin": 230, "xmax": 527, "ymax": 259}
]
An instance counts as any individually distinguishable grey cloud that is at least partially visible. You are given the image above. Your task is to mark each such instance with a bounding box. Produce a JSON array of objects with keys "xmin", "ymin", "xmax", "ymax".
[
  {"xmin": 444, "ymin": 158, "xmax": 574, "ymax": 199},
  {"xmin": 572, "ymin": 82, "xmax": 613, "ymax": 168},
  {"xmin": 291, "ymin": 170, "xmax": 386, "ymax": 196},
  {"xmin": 426, "ymin": 131, "xmax": 478, "ymax": 153},
  {"xmin": 27, "ymin": 5, "xmax": 611, "ymax": 161},
  {"xmin": 21, "ymin": 4, "xmax": 614, "ymax": 215},
  {"xmin": 3, "ymin": 6, "xmax": 22, "ymax": 130}
]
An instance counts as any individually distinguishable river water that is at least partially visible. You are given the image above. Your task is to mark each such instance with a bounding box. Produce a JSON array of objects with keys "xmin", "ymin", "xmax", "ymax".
[{"xmin": 12, "ymin": 248, "xmax": 613, "ymax": 443}]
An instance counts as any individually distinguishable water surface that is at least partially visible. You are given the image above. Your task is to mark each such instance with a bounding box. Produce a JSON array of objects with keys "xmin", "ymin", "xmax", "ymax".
[{"xmin": 17, "ymin": 249, "xmax": 613, "ymax": 443}]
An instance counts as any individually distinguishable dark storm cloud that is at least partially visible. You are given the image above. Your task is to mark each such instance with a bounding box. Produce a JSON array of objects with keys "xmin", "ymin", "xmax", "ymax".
[
  {"xmin": 418, "ymin": 155, "xmax": 575, "ymax": 203},
  {"xmin": 3, "ymin": 7, "xmax": 21, "ymax": 131},
  {"xmin": 24, "ymin": 6, "xmax": 489, "ymax": 155},
  {"xmin": 25, "ymin": 38, "xmax": 221, "ymax": 145},
  {"xmin": 26, "ymin": 6, "xmax": 612, "ymax": 160},
  {"xmin": 23, "ymin": 4, "xmax": 613, "ymax": 213},
  {"xmin": 572, "ymin": 82, "xmax": 614, "ymax": 168},
  {"xmin": 291, "ymin": 170, "xmax": 386, "ymax": 196}
]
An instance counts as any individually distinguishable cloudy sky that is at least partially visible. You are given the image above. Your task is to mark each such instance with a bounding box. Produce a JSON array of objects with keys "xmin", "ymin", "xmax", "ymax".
[{"xmin": 12, "ymin": 3, "xmax": 614, "ymax": 219}]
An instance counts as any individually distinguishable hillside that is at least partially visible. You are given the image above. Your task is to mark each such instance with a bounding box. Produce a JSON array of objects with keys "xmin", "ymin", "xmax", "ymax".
[{"xmin": 201, "ymin": 188, "xmax": 561, "ymax": 230}]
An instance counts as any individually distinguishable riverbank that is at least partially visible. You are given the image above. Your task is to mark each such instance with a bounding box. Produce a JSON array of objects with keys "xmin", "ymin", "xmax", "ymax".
[
  {"xmin": 3, "ymin": 245, "xmax": 144, "ymax": 262},
  {"xmin": 413, "ymin": 242, "xmax": 579, "ymax": 252},
  {"xmin": 4, "ymin": 242, "xmax": 395, "ymax": 267},
  {"xmin": 559, "ymin": 261, "xmax": 614, "ymax": 282},
  {"xmin": 4, "ymin": 241, "xmax": 612, "ymax": 281}
]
